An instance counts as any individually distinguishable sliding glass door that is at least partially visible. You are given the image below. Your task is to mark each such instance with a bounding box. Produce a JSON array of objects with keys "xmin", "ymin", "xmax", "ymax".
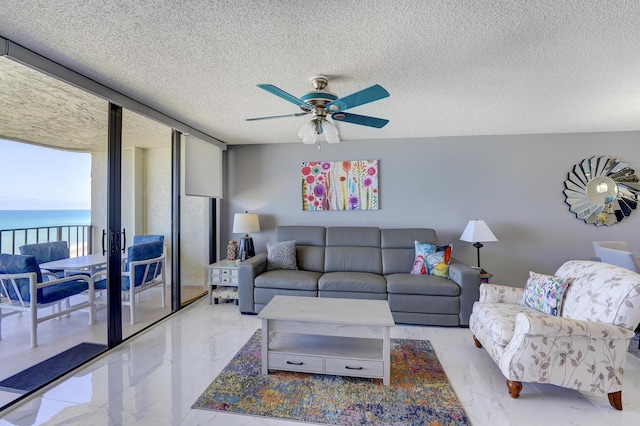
[
  {"xmin": 120, "ymin": 108, "xmax": 173, "ymax": 338},
  {"xmin": 0, "ymin": 37, "xmax": 221, "ymax": 411},
  {"xmin": 0, "ymin": 57, "xmax": 110, "ymax": 408}
]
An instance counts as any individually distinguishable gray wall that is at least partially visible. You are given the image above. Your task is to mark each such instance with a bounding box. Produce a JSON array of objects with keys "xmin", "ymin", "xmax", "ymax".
[{"xmin": 223, "ymin": 131, "xmax": 640, "ymax": 287}]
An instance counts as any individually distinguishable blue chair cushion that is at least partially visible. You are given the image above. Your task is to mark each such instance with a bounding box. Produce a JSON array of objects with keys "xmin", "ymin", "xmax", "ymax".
[
  {"xmin": 39, "ymin": 280, "xmax": 89, "ymax": 304},
  {"xmin": 0, "ymin": 254, "xmax": 86, "ymax": 304},
  {"xmin": 19, "ymin": 241, "xmax": 70, "ymax": 263},
  {"xmin": 94, "ymin": 241, "xmax": 163, "ymax": 291},
  {"xmin": 128, "ymin": 242, "xmax": 163, "ymax": 288},
  {"xmin": 132, "ymin": 235, "xmax": 164, "ymax": 245},
  {"xmin": 0, "ymin": 254, "xmax": 43, "ymax": 302},
  {"xmin": 19, "ymin": 241, "xmax": 70, "ymax": 277},
  {"xmin": 94, "ymin": 276, "xmax": 133, "ymax": 291}
]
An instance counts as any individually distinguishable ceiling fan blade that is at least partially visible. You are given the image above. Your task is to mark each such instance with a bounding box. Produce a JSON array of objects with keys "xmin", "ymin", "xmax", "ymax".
[
  {"xmin": 331, "ymin": 112, "xmax": 389, "ymax": 128},
  {"xmin": 246, "ymin": 112, "xmax": 308, "ymax": 121},
  {"xmin": 257, "ymin": 84, "xmax": 314, "ymax": 111},
  {"xmin": 325, "ymin": 84, "xmax": 389, "ymax": 113}
]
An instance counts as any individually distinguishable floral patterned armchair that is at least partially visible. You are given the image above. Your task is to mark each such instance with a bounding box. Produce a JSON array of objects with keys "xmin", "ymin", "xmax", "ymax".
[{"xmin": 469, "ymin": 260, "xmax": 640, "ymax": 410}]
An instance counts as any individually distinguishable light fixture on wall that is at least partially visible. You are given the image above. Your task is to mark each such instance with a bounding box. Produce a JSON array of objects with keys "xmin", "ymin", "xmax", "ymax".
[
  {"xmin": 233, "ymin": 212, "xmax": 260, "ymax": 260},
  {"xmin": 460, "ymin": 219, "xmax": 498, "ymax": 272}
]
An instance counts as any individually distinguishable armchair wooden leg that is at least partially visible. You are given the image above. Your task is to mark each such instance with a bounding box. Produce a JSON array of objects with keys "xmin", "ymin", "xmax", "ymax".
[
  {"xmin": 608, "ymin": 391, "xmax": 622, "ymax": 410},
  {"xmin": 472, "ymin": 335, "xmax": 482, "ymax": 348},
  {"xmin": 506, "ymin": 380, "xmax": 522, "ymax": 399}
]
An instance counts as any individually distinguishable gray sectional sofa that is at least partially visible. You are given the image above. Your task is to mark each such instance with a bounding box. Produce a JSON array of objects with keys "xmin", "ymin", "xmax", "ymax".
[{"xmin": 237, "ymin": 226, "xmax": 480, "ymax": 326}]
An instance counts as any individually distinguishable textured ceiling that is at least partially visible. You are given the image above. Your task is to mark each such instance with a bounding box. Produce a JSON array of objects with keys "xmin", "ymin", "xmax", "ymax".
[{"xmin": 1, "ymin": 0, "xmax": 640, "ymax": 147}]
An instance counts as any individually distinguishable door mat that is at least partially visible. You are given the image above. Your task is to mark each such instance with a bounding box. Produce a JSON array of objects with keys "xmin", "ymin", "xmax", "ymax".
[
  {"xmin": 0, "ymin": 342, "xmax": 107, "ymax": 394},
  {"xmin": 192, "ymin": 330, "xmax": 469, "ymax": 425}
]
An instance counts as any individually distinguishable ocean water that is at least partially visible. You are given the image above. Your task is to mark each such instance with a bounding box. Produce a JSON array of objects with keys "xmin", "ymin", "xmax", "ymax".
[
  {"xmin": 0, "ymin": 210, "xmax": 91, "ymax": 230},
  {"xmin": 0, "ymin": 210, "xmax": 92, "ymax": 255}
]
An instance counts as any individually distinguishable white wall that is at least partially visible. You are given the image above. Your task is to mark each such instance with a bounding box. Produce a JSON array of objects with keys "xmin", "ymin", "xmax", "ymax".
[{"xmin": 223, "ymin": 131, "xmax": 640, "ymax": 287}]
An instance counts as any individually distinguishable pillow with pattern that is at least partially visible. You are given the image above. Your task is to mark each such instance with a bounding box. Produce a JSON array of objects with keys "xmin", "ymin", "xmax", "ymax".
[
  {"xmin": 266, "ymin": 240, "xmax": 298, "ymax": 271},
  {"xmin": 519, "ymin": 271, "xmax": 572, "ymax": 316},
  {"xmin": 410, "ymin": 241, "xmax": 452, "ymax": 278}
]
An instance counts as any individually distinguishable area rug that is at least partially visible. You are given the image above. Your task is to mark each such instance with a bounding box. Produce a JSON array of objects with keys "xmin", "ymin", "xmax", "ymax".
[
  {"xmin": 192, "ymin": 330, "xmax": 469, "ymax": 425},
  {"xmin": 0, "ymin": 342, "xmax": 107, "ymax": 394}
]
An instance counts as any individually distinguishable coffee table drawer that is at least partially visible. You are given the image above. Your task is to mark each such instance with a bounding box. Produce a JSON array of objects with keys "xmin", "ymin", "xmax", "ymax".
[
  {"xmin": 269, "ymin": 353, "xmax": 324, "ymax": 373},
  {"xmin": 325, "ymin": 357, "xmax": 384, "ymax": 377}
]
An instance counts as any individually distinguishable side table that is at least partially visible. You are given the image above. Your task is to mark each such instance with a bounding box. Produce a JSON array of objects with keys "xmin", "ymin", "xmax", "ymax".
[
  {"xmin": 480, "ymin": 271, "xmax": 493, "ymax": 284},
  {"xmin": 207, "ymin": 259, "xmax": 239, "ymax": 305}
]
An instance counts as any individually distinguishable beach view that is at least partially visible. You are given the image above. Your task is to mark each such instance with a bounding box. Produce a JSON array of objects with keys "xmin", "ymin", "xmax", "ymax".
[{"xmin": 0, "ymin": 139, "xmax": 92, "ymax": 256}]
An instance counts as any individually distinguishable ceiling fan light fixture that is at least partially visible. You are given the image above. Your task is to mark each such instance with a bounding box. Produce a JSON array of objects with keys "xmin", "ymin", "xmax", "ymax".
[
  {"xmin": 298, "ymin": 121, "xmax": 314, "ymax": 139},
  {"xmin": 323, "ymin": 120, "xmax": 340, "ymax": 144},
  {"xmin": 301, "ymin": 121, "xmax": 318, "ymax": 144},
  {"xmin": 302, "ymin": 130, "xmax": 317, "ymax": 144},
  {"xmin": 252, "ymin": 76, "xmax": 389, "ymax": 144}
]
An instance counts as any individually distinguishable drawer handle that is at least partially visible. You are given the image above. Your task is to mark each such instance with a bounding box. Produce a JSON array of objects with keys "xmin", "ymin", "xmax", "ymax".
[
  {"xmin": 345, "ymin": 366, "xmax": 364, "ymax": 370},
  {"xmin": 286, "ymin": 361, "xmax": 304, "ymax": 366}
]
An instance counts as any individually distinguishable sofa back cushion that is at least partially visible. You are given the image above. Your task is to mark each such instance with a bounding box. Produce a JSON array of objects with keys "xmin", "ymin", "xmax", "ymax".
[
  {"xmin": 275, "ymin": 226, "xmax": 325, "ymax": 272},
  {"xmin": 324, "ymin": 227, "xmax": 382, "ymax": 274},
  {"xmin": 381, "ymin": 228, "xmax": 438, "ymax": 275},
  {"xmin": 555, "ymin": 260, "xmax": 640, "ymax": 330}
]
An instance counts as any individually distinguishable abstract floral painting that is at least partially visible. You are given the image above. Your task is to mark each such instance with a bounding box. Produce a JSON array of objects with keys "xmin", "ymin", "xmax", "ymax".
[{"xmin": 301, "ymin": 160, "xmax": 379, "ymax": 211}]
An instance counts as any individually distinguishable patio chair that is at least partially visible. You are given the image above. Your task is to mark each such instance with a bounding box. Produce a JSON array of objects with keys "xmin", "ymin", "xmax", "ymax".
[
  {"xmin": 93, "ymin": 241, "xmax": 165, "ymax": 324},
  {"xmin": 19, "ymin": 241, "xmax": 70, "ymax": 278},
  {"xmin": 0, "ymin": 254, "xmax": 95, "ymax": 348}
]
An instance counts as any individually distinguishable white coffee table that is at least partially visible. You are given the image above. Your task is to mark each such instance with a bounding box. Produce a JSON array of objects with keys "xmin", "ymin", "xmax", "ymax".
[{"xmin": 257, "ymin": 295, "xmax": 395, "ymax": 385}]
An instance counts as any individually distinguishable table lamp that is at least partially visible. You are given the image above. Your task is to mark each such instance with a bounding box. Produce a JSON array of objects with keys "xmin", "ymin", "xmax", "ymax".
[
  {"xmin": 233, "ymin": 212, "xmax": 260, "ymax": 260},
  {"xmin": 460, "ymin": 219, "xmax": 497, "ymax": 272}
]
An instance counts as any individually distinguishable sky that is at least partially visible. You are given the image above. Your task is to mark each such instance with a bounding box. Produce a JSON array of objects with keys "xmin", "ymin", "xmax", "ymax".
[{"xmin": 0, "ymin": 139, "xmax": 91, "ymax": 210}]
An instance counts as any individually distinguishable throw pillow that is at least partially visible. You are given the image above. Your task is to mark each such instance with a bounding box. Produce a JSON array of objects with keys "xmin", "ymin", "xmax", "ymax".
[
  {"xmin": 410, "ymin": 241, "xmax": 452, "ymax": 278},
  {"xmin": 266, "ymin": 240, "xmax": 298, "ymax": 271},
  {"xmin": 519, "ymin": 271, "xmax": 572, "ymax": 316}
]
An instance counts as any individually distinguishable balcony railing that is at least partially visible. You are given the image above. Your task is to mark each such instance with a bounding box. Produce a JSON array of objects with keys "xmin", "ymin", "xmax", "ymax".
[{"xmin": 0, "ymin": 225, "xmax": 93, "ymax": 257}]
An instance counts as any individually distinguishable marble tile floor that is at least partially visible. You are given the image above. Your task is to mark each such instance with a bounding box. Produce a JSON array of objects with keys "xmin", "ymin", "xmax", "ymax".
[
  {"xmin": 0, "ymin": 286, "xmax": 205, "ymax": 409},
  {"xmin": 1, "ymin": 298, "xmax": 640, "ymax": 425}
]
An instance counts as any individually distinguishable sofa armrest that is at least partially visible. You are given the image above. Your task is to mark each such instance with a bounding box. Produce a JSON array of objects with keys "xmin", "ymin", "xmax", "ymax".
[
  {"xmin": 498, "ymin": 311, "xmax": 634, "ymax": 393},
  {"xmin": 448, "ymin": 259, "xmax": 480, "ymax": 326},
  {"xmin": 480, "ymin": 284, "xmax": 523, "ymax": 304},
  {"xmin": 515, "ymin": 311, "xmax": 633, "ymax": 339},
  {"xmin": 237, "ymin": 253, "xmax": 267, "ymax": 314}
]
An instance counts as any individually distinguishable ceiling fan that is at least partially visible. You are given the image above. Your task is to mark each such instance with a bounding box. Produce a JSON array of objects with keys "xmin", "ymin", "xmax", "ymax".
[{"xmin": 246, "ymin": 75, "xmax": 390, "ymax": 145}]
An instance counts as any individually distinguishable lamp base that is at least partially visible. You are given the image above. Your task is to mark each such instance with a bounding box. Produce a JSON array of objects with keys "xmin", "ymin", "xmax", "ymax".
[{"xmin": 238, "ymin": 235, "xmax": 255, "ymax": 260}]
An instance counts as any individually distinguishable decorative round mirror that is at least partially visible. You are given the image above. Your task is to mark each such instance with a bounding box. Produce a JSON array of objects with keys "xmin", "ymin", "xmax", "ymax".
[{"xmin": 564, "ymin": 156, "xmax": 639, "ymax": 226}]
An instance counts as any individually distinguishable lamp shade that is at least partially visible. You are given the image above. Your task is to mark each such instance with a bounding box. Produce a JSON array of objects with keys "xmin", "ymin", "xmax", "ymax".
[
  {"xmin": 460, "ymin": 220, "xmax": 497, "ymax": 243},
  {"xmin": 232, "ymin": 213, "xmax": 260, "ymax": 234}
]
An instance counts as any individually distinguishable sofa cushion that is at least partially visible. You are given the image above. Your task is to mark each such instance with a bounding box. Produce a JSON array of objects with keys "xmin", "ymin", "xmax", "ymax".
[
  {"xmin": 324, "ymin": 247, "xmax": 382, "ymax": 274},
  {"xmin": 386, "ymin": 273, "xmax": 460, "ymax": 296},
  {"xmin": 296, "ymin": 246, "xmax": 325, "ymax": 273},
  {"xmin": 519, "ymin": 271, "xmax": 572, "ymax": 317},
  {"xmin": 381, "ymin": 228, "xmax": 439, "ymax": 275},
  {"xmin": 324, "ymin": 227, "xmax": 382, "ymax": 274},
  {"xmin": 276, "ymin": 226, "xmax": 326, "ymax": 273},
  {"xmin": 254, "ymin": 270, "xmax": 320, "ymax": 291},
  {"xmin": 318, "ymin": 272, "xmax": 387, "ymax": 293},
  {"xmin": 326, "ymin": 226, "xmax": 380, "ymax": 247},
  {"xmin": 472, "ymin": 302, "xmax": 538, "ymax": 346},
  {"xmin": 266, "ymin": 240, "xmax": 298, "ymax": 271}
]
